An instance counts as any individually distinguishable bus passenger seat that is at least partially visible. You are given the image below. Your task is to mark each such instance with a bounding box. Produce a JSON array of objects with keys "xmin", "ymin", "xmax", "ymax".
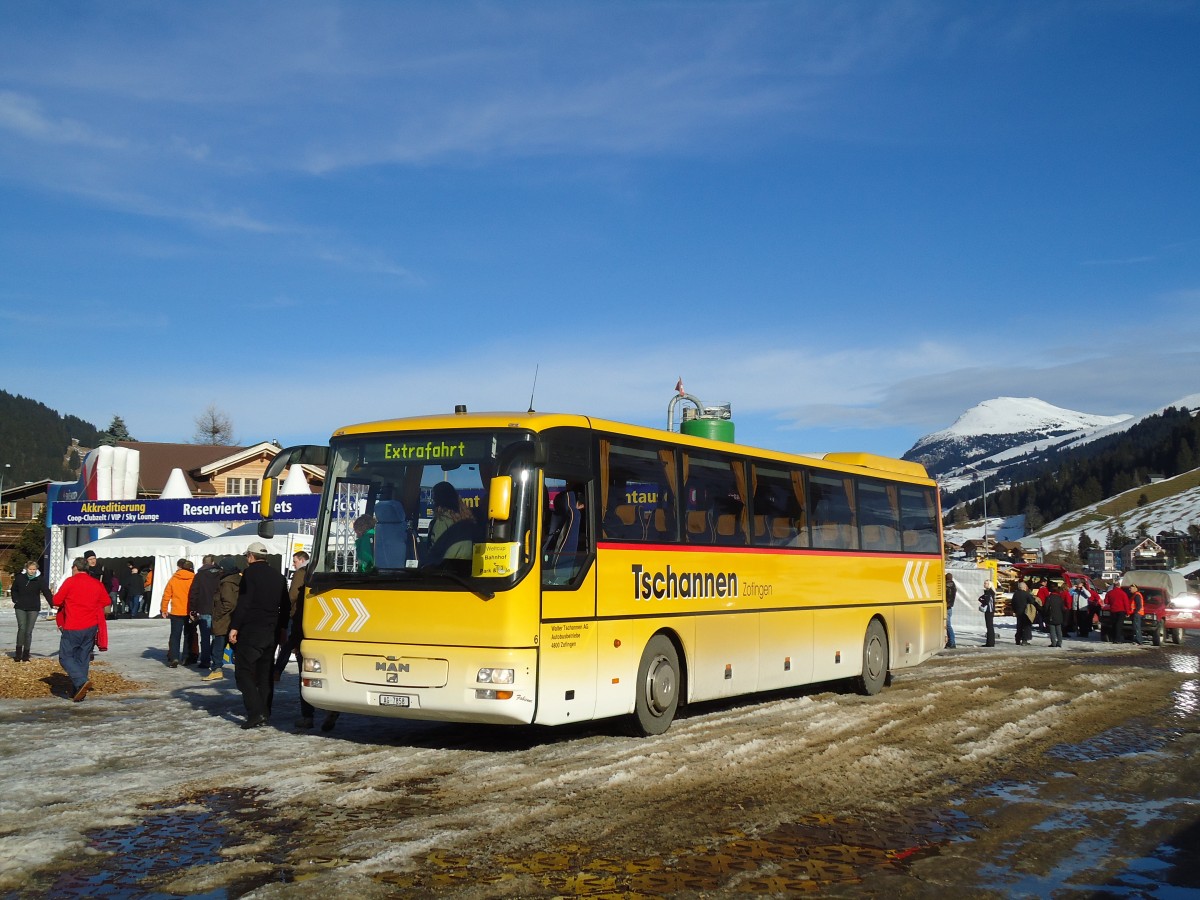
[
  {"xmin": 373, "ymin": 500, "xmax": 409, "ymax": 568},
  {"xmin": 770, "ymin": 518, "xmax": 798, "ymax": 545},
  {"xmin": 861, "ymin": 524, "xmax": 896, "ymax": 550},
  {"xmin": 713, "ymin": 497, "xmax": 745, "ymax": 545},
  {"xmin": 685, "ymin": 481, "xmax": 713, "ymax": 543},
  {"xmin": 812, "ymin": 523, "xmax": 843, "ymax": 549},
  {"xmin": 645, "ymin": 506, "xmax": 670, "ymax": 542},
  {"xmin": 603, "ymin": 503, "xmax": 640, "ymax": 540},
  {"xmin": 752, "ymin": 514, "xmax": 770, "ymax": 543},
  {"xmin": 838, "ymin": 524, "xmax": 860, "ymax": 550}
]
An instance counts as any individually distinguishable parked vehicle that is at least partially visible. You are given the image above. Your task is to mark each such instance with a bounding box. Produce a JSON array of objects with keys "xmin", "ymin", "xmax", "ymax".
[{"xmin": 1119, "ymin": 570, "xmax": 1199, "ymax": 645}]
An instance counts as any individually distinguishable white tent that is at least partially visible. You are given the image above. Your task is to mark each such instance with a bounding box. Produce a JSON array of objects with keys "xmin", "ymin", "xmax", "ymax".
[
  {"xmin": 280, "ymin": 465, "xmax": 311, "ymax": 494},
  {"xmin": 193, "ymin": 520, "xmax": 309, "ymax": 560},
  {"xmin": 160, "ymin": 468, "xmax": 193, "ymax": 499},
  {"xmin": 61, "ymin": 523, "xmax": 229, "ymax": 611}
]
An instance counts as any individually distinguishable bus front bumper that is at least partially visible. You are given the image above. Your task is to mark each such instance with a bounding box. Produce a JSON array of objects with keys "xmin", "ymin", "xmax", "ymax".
[{"xmin": 298, "ymin": 640, "xmax": 539, "ymax": 725}]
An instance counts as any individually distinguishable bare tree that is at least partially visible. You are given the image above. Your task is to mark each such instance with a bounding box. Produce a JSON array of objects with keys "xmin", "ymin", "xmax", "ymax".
[{"xmin": 191, "ymin": 404, "xmax": 237, "ymax": 445}]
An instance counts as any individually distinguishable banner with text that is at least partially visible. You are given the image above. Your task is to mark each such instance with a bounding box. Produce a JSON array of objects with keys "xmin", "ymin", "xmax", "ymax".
[{"xmin": 49, "ymin": 495, "xmax": 320, "ymax": 527}]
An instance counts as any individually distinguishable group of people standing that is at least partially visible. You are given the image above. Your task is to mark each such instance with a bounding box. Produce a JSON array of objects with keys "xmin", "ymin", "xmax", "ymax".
[
  {"xmin": 950, "ymin": 572, "xmax": 1149, "ymax": 649},
  {"xmin": 11, "ymin": 541, "xmax": 338, "ymax": 732},
  {"xmin": 155, "ymin": 543, "xmax": 331, "ymax": 730},
  {"xmin": 158, "ymin": 554, "xmax": 240, "ymax": 678}
]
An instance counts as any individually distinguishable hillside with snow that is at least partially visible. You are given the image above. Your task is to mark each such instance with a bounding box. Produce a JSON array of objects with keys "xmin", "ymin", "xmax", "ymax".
[
  {"xmin": 926, "ymin": 394, "xmax": 1200, "ymax": 569},
  {"xmin": 904, "ymin": 397, "xmax": 1132, "ymax": 478}
]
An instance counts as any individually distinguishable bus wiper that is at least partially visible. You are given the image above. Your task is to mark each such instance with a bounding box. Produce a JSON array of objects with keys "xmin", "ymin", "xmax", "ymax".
[
  {"xmin": 311, "ymin": 570, "xmax": 416, "ymax": 587},
  {"xmin": 421, "ymin": 568, "xmax": 495, "ymax": 601}
]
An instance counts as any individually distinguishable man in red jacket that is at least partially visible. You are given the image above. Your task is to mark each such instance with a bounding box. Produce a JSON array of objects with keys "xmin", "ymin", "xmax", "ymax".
[
  {"xmin": 1105, "ymin": 582, "xmax": 1131, "ymax": 644},
  {"xmin": 53, "ymin": 557, "xmax": 111, "ymax": 701}
]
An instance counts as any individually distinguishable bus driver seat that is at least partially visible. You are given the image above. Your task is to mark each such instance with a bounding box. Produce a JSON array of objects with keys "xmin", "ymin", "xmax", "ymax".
[
  {"xmin": 542, "ymin": 490, "xmax": 582, "ymax": 582},
  {"xmin": 373, "ymin": 499, "xmax": 409, "ymax": 569}
]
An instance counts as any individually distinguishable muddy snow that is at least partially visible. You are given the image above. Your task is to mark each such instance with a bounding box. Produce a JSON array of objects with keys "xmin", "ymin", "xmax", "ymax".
[{"xmin": 1, "ymin": 618, "xmax": 1197, "ymax": 897}]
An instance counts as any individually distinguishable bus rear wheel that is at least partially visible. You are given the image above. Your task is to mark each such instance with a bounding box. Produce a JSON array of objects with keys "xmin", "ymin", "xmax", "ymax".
[
  {"xmin": 856, "ymin": 620, "xmax": 889, "ymax": 696},
  {"xmin": 633, "ymin": 635, "xmax": 680, "ymax": 736}
]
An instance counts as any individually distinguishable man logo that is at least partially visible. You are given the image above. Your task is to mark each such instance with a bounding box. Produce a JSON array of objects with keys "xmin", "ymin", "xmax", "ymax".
[{"xmin": 387, "ymin": 672, "xmax": 398, "ymax": 684}]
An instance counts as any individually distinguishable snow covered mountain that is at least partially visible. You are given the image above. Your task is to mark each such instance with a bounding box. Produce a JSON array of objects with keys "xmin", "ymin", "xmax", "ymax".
[{"xmin": 903, "ymin": 397, "xmax": 1132, "ymax": 478}]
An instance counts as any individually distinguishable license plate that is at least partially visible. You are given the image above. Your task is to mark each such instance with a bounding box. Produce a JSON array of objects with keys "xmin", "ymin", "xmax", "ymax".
[{"xmin": 378, "ymin": 694, "xmax": 410, "ymax": 707}]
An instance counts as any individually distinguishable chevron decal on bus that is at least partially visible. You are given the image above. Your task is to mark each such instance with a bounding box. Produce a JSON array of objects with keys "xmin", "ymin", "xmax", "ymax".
[
  {"xmin": 315, "ymin": 596, "xmax": 371, "ymax": 633},
  {"xmin": 902, "ymin": 560, "xmax": 933, "ymax": 600}
]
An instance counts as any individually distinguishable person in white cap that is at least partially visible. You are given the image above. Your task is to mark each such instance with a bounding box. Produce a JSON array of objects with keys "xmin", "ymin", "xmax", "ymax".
[{"xmin": 228, "ymin": 541, "xmax": 290, "ymax": 729}]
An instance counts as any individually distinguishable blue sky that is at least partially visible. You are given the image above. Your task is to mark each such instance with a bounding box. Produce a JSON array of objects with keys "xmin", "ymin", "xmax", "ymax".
[{"xmin": 2, "ymin": 1, "xmax": 1198, "ymax": 458}]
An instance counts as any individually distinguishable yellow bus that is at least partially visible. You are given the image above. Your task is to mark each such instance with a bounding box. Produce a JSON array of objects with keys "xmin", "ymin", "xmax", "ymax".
[{"xmin": 259, "ymin": 408, "xmax": 944, "ymax": 734}]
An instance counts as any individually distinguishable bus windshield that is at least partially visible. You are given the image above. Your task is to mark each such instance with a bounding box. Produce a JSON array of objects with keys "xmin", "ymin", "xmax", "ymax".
[{"xmin": 311, "ymin": 429, "xmax": 539, "ymax": 586}]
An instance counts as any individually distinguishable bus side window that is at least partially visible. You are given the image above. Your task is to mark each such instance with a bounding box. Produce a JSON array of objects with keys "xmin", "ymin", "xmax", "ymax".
[
  {"xmin": 900, "ymin": 486, "xmax": 940, "ymax": 553},
  {"xmin": 809, "ymin": 472, "xmax": 857, "ymax": 550},
  {"xmin": 600, "ymin": 440, "xmax": 677, "ymax": 542},
  {"xmin": 858, "ymin": 480, "xmax": 900, "ymax": 552},
  {"xmin": 751, "ymin": 467, "xmax": 804, "ymax": 547},
  {"xmin": 683, "ymin": 453, "xmax": 745, "ymax": 546}
]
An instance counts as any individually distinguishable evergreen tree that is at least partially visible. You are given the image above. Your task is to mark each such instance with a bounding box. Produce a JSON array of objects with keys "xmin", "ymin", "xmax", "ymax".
[
  {"xmin": 1175, "ymin": 440, "xmax": 1195, "ymax": 474},
  {"xmin": 99, "ymin": 414, "xmax": 135, "ymax": 445},
  {"xmin": 1107, "ymin": 524, "xmax": 1132, "ymax": 550},
  {"xmin": 1078, "ymin": 532, "xmax": 1095, "ymax": 560}
]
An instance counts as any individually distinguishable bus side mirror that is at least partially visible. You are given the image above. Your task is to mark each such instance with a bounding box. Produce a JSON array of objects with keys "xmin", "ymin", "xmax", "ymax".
[
  {"xmin": 258, "ymin": 477, "xmax": 279, "ymax": 538},
  {"xmin": 488, "ymin": 476, "xmax": 513, "ymax": 521}
]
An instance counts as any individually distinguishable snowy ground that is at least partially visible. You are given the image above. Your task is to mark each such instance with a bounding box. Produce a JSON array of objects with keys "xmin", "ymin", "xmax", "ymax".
[{"xmin": 1, "ymin": 616, "xmax": 1197, "ymax": 897}]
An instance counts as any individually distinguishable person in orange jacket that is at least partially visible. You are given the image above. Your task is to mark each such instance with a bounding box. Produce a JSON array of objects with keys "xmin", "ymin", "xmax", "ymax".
[
  {"xmin": 53, "ymin": 557, "xmax": 110, "ymax": 701},
  {"xmin": 160, "ymin": 558, "xmax": 195, "ymax": 668}
]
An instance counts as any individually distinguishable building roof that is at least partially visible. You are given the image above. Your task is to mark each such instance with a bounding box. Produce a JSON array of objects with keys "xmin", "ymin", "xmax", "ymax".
[{"xmin": 0, "ymin": 478, "xmax": 52, "ymax": 503}]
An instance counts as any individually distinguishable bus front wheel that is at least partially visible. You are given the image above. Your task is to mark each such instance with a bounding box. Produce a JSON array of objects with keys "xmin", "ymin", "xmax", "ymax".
[
  {"xmin": 856, "ymin": 620, "xmax": 889, "ymax": 696},
  {"xmin": 633, "ymin": 635, "xmax": 680, "ymax": 736}
]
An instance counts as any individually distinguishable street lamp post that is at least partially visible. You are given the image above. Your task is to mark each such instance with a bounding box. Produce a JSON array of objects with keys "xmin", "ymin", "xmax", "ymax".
[
  {"xmin": 971, "ymin": 467, "xmax": 989, "ymax": 561},
  {"xmin": 981, "ymin": 471, "xmax": 988, "ymax": 557}
]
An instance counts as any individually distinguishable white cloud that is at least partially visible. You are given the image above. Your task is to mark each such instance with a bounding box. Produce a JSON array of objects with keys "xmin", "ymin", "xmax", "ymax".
[{"xmin": 0, "ymin": 90, "xmax": 127, "ymax": 150}]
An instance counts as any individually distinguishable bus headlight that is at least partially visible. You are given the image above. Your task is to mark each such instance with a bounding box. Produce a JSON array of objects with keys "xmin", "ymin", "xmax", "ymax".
[
  {"xmin": 303, "ymin": 658, "xmax": 323, "ymax": 674},
  {"xmin": 302, "ymin": 678, "xmax": 324, "ymax": 689},
  {"xmin": 477, "ymin": 668, "xmax": 514, "ymax": 684}
]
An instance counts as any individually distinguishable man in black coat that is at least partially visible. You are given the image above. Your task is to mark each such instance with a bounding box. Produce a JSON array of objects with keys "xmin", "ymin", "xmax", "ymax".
[
  {"xmin": 228, "ymin": 542, "xmax": 290, "ymax": 729},
  {"xmin": 1010, "ymin": 580, "xmax": 1038, "ymax": 646},
  {"xmin": 188, "ymin": 554, "xmax": 223, "ymax": 670}
]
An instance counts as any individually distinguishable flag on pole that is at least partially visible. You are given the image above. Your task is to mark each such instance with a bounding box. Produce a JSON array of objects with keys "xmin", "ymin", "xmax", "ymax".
[{"xmin": 675, "ymin": 377, "xmax": 684, "ymax": 396}]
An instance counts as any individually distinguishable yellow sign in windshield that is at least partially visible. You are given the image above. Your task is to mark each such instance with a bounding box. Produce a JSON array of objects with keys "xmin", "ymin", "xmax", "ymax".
[{"xmin": 473, "ymin": 542, "xmax": 521, "ymax": 577}]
